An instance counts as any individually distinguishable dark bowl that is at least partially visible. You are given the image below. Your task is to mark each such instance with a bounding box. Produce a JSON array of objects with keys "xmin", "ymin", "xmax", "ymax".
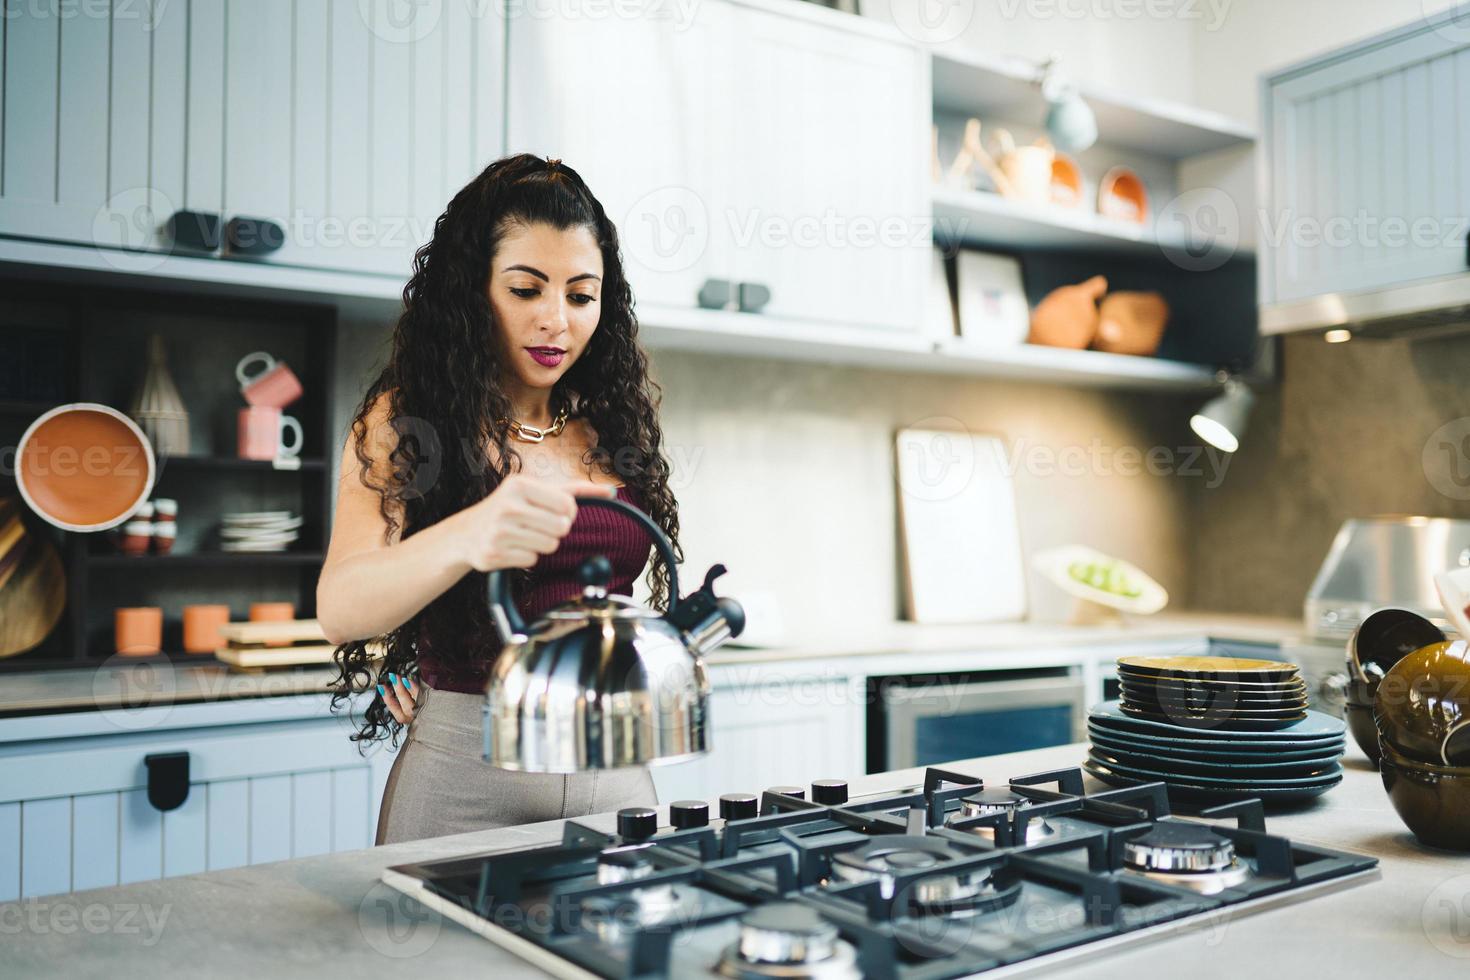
[
  {"xmin": 1343, "ymin": 700, "xmax": 1381, "ymax": 765},
  {"xmin": 1379, "ymin": 742, "xmax": 1470, "ymax": 851},
  {"xmin": 1350, "ymin": 608, "xmax": 1445, "ymax": 684},
  {"xmin": 1374, "ymin": 640, "xmax": 1470, "ymax": 766}
]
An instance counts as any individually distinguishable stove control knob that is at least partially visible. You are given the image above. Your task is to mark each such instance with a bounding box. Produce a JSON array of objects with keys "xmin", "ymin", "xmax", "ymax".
[
  {"xmin": 719, "ymin": 793, "xmax": 759, "ymax": 821},
  {"xmin": 669, "ymin": 799, "xmax": 709, "ymax": 830},
  {"xmin": 768, "ymin": 785, "xmax": 805, "ymax": 800},
  {"xmin": 811, "ymin": 779, "xmax": 848, "ymax": 805},
  {"xmin": 617, "ymin": 806, "xmax": 658, "ymax": 841}
]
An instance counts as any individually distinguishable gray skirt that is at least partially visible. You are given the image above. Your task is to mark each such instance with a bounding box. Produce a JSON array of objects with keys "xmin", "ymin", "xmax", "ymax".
[{"xmin": 375, "ymin": 684, "xmax": 658, "ymax": 845}]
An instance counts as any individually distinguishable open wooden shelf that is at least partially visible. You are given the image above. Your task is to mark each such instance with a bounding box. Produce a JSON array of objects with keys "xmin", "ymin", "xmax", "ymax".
[
  {"xmin": 932, "ymin": 186, "xmax": 1253, "ymax": 260},
  {"xmin": 930, "ymin": 49, "xmax": 1256, "ymax": 160},
  {"xmin": 87, "ymin": 551, "xmax": 325, "ymax": 569},
  {"xmin": 638, "ymin": 305, "xmax": 1218, "ymax": 391}
]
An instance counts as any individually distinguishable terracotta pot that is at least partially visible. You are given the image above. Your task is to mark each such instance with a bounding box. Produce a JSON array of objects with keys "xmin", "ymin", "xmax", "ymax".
[
  {"xmin": 115, "ymin": 607, "xmax": 163, "ymax": 656},
  {"xmin": 1099, "ymin": 166, "xmax": 1149, "ymax": 223},
  {"xmin": 183, "ymin": 604, "xmax": 231, "ymax": 654},
  {"xmin": 1094, "ymin": 291, "xmax": 1170, "ymax": 356},
  {"xmin": 250, "ymin": 601, "xmax": 296, "ymax": 647},
  {"xmin": 1028, "ymin": 276, "xmax": 1106, "ymax": 349}
]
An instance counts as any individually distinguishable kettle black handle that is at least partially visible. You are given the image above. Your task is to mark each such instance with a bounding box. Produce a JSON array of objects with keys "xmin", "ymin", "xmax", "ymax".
[{"xmin": 486, "ymin": 495, "xmax": 681, "ymax": 640}]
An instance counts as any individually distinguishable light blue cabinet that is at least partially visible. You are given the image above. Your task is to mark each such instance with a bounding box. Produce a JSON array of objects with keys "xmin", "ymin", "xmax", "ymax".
[
  {"xmin": 1262, "ymin": 16, "xmax": 1470, "ymax": 306},
  {"xmin": 0, "ymin": 695, "xmax": 395, "ymax": 900},
  {"xmin": 0, "ymin": 0, "xmax": 504, "ymax": 276}
]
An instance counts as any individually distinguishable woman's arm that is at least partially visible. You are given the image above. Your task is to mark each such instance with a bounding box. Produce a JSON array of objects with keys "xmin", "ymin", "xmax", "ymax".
[{"xmin": 316, "ymin": 396, "xmax": 615, "ymax": 646}]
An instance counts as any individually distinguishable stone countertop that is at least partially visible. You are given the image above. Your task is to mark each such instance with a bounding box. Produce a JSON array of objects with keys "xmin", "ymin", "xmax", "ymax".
[
  {"xmin": 0, "ymin": 611, "xmax": 1302, "ymax": 717},
  {"xmin": 2, "ymin": 739, "xmax": 1464, "ymax": 978}
]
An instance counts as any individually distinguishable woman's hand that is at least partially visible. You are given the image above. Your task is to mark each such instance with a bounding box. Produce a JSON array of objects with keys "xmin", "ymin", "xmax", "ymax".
[
  {"xmin": 453, "ymin": 475, "xmax": 618, "ymax": 573},
  {"xmin": 379, "ymin": 672, "xmax": 418, "ymax": 724}
]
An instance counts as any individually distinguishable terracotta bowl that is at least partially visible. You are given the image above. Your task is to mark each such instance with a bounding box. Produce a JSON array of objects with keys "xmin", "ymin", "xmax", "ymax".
[
  {"xmin": 1348, "ymin": 607, "xmax": 1445, "ymax": 685},
  {"xmin": 1098, "ymin": 167, "xmax": 1148, "ymax": 224},
  {"xmin": 1049, "ymin": 154, "xmax": 1084, "ymax": 209},
  {"xmin": 1378, "ymin": 737, "xmax": 1470, "ymax": 851},
  {"xmin": 16, "ymin": 403, "xmax": 156, "ymax": 533},
  {"xmin": 1374, "ymin": 639, "xmax": 1470, "ymax": 766}
]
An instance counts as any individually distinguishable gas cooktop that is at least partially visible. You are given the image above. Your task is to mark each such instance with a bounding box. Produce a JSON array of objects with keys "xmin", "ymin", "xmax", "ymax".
[{"xmin": 380, "ymin": 767, "xmax": 1377, "ymax": 978}]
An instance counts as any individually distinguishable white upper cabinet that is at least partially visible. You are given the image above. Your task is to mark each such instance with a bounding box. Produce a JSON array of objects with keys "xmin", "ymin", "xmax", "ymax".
[
  {"xmin": 717, "ymin": 3, "xmax": 928, "ymax": 332},
  {"xmin": 1263, "ymin": 22, "xmax": 1470, "ymax": 306},
  {"xmin": 505, "ymin": 0, "xmax": 929, "ymax": 331},
  {"xmin": 0, "ymin": 0, "xmax": 504, "ymax": 279},
  {"xmin": 505, "ymin": 1, "xmax": 724, "ymax": 313},
  {"xmin": 1, "ymin": 0, "xmax": 186, "ymax": 251}
]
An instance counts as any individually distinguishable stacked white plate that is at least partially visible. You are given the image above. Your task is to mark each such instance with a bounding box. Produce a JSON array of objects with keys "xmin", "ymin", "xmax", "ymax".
[{"xmin": 219, "ymin": 511, "xmax": 303, "ymax": 552}]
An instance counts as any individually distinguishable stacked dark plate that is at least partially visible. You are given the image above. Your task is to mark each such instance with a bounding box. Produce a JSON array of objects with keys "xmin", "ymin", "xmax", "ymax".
[{"xmin": 1085, "ymin": 656, "xmax": 1346, "ymax": 802}]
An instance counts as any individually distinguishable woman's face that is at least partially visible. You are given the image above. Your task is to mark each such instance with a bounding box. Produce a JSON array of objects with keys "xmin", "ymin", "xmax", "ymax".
[{"xmin": 487, "ymin": 221, "xmax": 604, "ymax": 392}]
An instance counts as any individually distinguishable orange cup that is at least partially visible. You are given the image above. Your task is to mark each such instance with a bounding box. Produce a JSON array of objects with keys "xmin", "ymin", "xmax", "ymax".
[
  {"xmin": 183, "ymin": 604, "xmax": 231, "ymax": 654},
  {"xmin": 115, "ymin": 607, "xmax": 163, "ymax": 656},
  {"xmin": 249, "ymin": 601, "xmax": 295, "ymax": 647}
]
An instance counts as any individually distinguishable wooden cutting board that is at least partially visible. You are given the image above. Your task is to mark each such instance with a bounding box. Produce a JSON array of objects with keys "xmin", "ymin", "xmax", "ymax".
[
  {"xmin": 0, "ymin": 496, "xmax": 67, "ymax": 658},
  {"xmin": 895, "ymin": 429, "xmax": 1027, "ymax": 624}
]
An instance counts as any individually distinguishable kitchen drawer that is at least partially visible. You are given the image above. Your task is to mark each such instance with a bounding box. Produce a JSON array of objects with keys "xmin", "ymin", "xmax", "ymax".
[{"xmin": 0, "ymin": 706, "xmax": 393, "ymax": 900}]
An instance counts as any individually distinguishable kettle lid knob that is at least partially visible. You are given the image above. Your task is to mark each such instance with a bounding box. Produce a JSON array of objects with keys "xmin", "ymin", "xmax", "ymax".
[{"xmin": 577, "ymin": 555, "xmax": 613, "ymax": 595}]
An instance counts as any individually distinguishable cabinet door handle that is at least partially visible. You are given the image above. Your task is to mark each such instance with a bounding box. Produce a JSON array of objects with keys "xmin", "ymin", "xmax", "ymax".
[
  {"xmin": 737, "ymin": 282, "xmax": 771, "ymax": 314},
  {"xmin": 144, "ymin": 751, "xmax": 190, "ymax": 812},
  {"xmin": 167, "ymin": 210, "xmax": 222, "ymax": 252},
  {"xmin": 225, "ymin": 215, "xmax": 286, "ymax": 257},
  {"xmin": 698, "ymin": 277, "xmax": 738, "ymax": 311}
]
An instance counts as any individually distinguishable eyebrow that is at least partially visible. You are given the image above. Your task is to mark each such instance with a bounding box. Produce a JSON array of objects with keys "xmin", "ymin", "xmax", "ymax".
[{"xmin": 502, "ymin": 264, "xmax": 601, "ymax": 284}]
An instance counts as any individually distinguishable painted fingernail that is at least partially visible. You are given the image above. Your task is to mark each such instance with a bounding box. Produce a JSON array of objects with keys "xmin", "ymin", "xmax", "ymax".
[
  {"xmin": 389, "ymin": 672, "xmax": 398, "ymax": 684},
  {"xmin": 377, "ymin": 684, "xmax": 386, "ymax": 697},
  {"xmin": 405, "ymin": 677, "xmax": 414, "ymax": 691}
]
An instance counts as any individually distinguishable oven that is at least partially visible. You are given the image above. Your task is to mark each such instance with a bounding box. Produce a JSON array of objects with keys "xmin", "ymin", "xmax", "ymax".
[{"xmin": 866, "ymin": 667, "xmax": 1087, "ymax": 773}]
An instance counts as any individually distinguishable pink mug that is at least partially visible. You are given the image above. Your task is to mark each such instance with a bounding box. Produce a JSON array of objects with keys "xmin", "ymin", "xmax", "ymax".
[
  {"xmin": 236, "ymin": 351, "xmax": 303, "ymax": 409},
  {"xmin": 238, "ymin": 406, "xmax": 304, "ymax": 461}
]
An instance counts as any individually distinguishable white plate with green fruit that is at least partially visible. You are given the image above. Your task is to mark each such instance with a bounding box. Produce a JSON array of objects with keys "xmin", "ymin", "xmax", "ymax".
[{"xmin": 1032, "ymin": 546, "xmax": 1168, "ymax": 615}]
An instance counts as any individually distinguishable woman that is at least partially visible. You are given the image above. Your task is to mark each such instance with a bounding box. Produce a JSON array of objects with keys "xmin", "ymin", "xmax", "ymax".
[{"xmin": 319, "ymin": 153, "xmax": 682, "ymax": 846}]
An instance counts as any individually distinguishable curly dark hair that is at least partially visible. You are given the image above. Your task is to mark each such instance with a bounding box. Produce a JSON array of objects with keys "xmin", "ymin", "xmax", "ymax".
[{"xmin": 328, "ymin": 153, "xmax": 682, "ymax": 749}]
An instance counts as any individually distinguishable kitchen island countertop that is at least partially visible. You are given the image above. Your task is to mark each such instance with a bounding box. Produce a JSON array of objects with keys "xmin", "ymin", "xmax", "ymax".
[
  {"xmin": 0, "ymin": 610, "xmax": 1301, "ymax": 717},
  {"xmin": 2, "ymin": 739, "xmax": 1465, "ymax": 978}
]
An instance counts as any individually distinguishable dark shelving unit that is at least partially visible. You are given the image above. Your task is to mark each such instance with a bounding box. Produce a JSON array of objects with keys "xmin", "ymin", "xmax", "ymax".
[{"xmin": 0, "ymin": 279, "xmax": 340, "ymax": 672}]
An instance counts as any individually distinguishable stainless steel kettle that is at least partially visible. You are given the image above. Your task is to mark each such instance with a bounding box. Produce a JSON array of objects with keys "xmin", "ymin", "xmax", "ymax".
[{"xmin": 482, "ymin": 496, "xmax": 745, "ymax": 773}]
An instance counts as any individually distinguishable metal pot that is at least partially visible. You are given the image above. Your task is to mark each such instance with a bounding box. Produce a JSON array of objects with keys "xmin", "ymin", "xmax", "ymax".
[{"xmin": 482, "ymin": 496, "xmax": 745, "ymax": 773}]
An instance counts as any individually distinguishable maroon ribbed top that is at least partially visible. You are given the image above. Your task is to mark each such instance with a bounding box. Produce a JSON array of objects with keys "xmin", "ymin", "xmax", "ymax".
[{"xmin": 417, "ymin": 484, "xmax": 651, "ymax": 693}]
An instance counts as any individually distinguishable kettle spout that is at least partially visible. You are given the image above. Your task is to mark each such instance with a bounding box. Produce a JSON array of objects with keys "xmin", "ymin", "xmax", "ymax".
[{"xmin": 666, "ymin": 564, "xmax": 745, "ymax": 656}]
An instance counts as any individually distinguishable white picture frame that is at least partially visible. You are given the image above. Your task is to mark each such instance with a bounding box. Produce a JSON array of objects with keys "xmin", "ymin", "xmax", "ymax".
[{"xmin": 955, "ymin": 251, "xmax": 1029, "ymax": 347}]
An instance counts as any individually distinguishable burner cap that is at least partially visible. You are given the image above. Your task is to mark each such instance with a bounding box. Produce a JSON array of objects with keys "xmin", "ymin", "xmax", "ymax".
[
  {"xmin": 1123, "ymin": 822, "xmax": 1236, "ymax": 874},
  {"xmin": 959, "ymin": 787, "xmax": 1027, "ymax": 817},
  {"xmin": 738, "ymin": 904, "xmax": 838, "ymax": 964}
]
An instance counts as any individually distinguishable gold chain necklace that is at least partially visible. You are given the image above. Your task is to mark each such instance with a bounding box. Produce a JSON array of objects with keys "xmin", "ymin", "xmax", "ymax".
[{"xmin": 499, "ymin": 407, "xmax": 570, "ymax": 444}]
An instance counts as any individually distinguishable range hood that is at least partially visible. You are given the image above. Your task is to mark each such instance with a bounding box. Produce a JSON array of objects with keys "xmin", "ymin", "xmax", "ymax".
[{"xmin": 1261, "ymin": 272, "xmax": 1470, "ymax": 339}]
